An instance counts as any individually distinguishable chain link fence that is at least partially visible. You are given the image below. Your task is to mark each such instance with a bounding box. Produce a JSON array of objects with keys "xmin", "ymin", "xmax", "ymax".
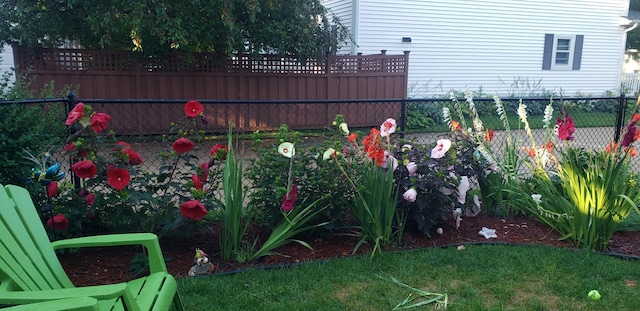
[{"xmin": 1, "ymin": 94, "xmax": 637, "ymax": 188}]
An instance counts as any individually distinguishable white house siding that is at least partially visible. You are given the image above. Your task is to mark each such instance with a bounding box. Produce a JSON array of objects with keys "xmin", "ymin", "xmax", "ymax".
[
  {"xmin": 324, "ymin": 0, "xmax": 630, "ymax": 97},
  {"xmin": 323, "ymin": 0, "xmax": 355, "ymax": 53},
  {"xmin": 0, "ymin": 44, "xmax": 15, "ymax": 85}
]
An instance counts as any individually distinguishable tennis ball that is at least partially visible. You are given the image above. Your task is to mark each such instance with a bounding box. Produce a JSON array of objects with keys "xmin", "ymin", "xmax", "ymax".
[{"xmin": 588, "ymin": 290, "xmax": 601, "ymax": 301}]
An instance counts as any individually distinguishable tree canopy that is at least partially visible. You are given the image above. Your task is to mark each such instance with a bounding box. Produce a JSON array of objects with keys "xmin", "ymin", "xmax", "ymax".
[{"xmin": 0, "ymin": 0, "xmax": 349, "ymax": 60}]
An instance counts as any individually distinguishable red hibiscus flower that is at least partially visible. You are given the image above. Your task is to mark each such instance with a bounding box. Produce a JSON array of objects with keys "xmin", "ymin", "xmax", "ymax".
[
  {"xmin": 172, "ymin": 138, "xmax": 195, "ymax": 154},
  {"xmin": 47, "ymin": 181, "xmax": 58, "ymax": 198},
  {"xmin": 281, "ymin": 184, "xmax": 297, "ymax": 212},
  {"xmin": 90, "ymin": 113, "xmax": 111, "ymax": 134},
  {"xmin": 210, "ymin": 144, "xmax": 228, "ymax": 160},
  {"xmin": 179, "ymin": 200, "xmax": 208, "ymax": 220},
  {"xmin": 123, "ymin": 149, "xmax": 143, "ymax": 165},
  {"xmin": 47, "ymin": 214, "xmax": 69, "ymax": 231},
  {"xmin": 84, "ymin": 193, "xmax": 96, "ymax": 206},
  {"xmin": 556, "ymin": 115, "xmax": 575, "ymax": 141},
  {"xmin": 72, "ymin": 160, "xmax": 97, "ymax": 178},
  {"xmin": 184, "ymin": 100, "xmax": 203, "ymax": 117},
  {"xmin": 107, "ymin": 168, "xmax": 130, "ymax": 190},
  {"xmin": 65, "ymin": 103, "xmax": 84, "ymax": 126},
  {"xmin": 191, "ymin": 174, "xmax": 203, "ymax": 190}
]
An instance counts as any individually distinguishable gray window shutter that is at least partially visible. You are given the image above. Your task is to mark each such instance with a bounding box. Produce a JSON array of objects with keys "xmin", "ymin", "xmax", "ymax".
[
  {"xmin": 572, "ymin": 35, "xmax": 584, "ymax": 70},
  {"xmin": 542, "ymin": 34, "xmax": 554, "ymax": 70}
]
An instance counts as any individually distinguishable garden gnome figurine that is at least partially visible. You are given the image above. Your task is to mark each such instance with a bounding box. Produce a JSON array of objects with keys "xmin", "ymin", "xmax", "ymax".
[{"xmin": 188, "ymin": 248, "xmax": 214, "ymax": 276}]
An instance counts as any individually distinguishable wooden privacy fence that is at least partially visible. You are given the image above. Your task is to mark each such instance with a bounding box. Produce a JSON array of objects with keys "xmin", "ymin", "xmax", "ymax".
[{"xmin": 12, "ymin": 45, "xmax": 409, "ymax": 101}]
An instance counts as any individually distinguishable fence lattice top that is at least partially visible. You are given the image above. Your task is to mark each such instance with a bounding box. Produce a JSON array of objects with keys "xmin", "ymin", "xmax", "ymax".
[{"xmin": 14, "ymin": 46, "xmax": 409, "ymax": 74}]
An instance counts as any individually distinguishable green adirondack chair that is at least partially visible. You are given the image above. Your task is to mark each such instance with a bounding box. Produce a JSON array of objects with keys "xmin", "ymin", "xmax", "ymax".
[
  {"xmin": 0, "ymin": 184, "xmax": 184, "ymax": 311},
  {"xmin": 3, "ymin": 297, "xmax": 100, "ymax": 311}
]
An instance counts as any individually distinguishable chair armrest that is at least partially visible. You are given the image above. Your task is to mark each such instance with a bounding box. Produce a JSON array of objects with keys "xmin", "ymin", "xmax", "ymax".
[
  {"xmin": 3, "ymin": 297, "xmax": 99, "ymax": 311},
  {"xmin": 51, "ymin": 233, "xmax": 167, "ymax": 274},
  {"xmin": 0, "ymin": 283, "xmax": 127, "ymax": 305}
]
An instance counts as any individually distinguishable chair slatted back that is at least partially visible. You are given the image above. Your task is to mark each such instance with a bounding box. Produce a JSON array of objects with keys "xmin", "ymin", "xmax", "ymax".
[{"xmin": 0, "ymin": 184, "xmax": 74, "ymax": 291}]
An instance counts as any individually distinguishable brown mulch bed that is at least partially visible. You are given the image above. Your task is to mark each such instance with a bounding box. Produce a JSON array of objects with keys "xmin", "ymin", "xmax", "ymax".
[{"xmin": 58, "ymin": 212, "xmax": 640, "ymax": 286}]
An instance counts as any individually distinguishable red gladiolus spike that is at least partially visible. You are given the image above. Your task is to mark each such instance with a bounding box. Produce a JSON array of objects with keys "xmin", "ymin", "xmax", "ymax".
[
  {"xmin": 525, "ymin": 147, "xmax": 536, "ymax": 157},
  {"xmin": 281, "ymin": 184, "xmax": 297, "ymax": 212},
  {"xmin": 485, "ymin": 129, "xmax": 495, "ymax": 142}
]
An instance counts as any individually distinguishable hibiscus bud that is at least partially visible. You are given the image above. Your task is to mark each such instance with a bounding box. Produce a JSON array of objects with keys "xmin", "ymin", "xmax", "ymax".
[
  {"xmin": 403, "ymin": 188, "xmax": 417, "ymax": 202},
  {"xmin": 406, "ymin": 162, "xmax": 418, "ymax": 175}
]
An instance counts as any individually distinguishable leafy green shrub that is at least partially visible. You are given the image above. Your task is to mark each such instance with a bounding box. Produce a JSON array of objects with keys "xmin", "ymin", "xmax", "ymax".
[
  {"xmin": 43, "ymin": 101, "xmax": 219, "ymax": 239},
  {"xmin": 247, "ymin": 125, "xmax": 351, "ymax": 235},
  {"xmin": 0, "ymin": 103, "xmax": 66, "ymax": 186}
]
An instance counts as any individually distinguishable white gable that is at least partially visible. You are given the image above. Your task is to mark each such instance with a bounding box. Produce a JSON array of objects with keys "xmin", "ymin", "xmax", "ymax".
[{"xmin": 324, "ymin": 0, "xmax": 631, "ymax": 97}]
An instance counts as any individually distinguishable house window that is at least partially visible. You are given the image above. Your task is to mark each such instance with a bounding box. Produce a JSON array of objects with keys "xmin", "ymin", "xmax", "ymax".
[{"xmin": 542, "ymin": 34, "xmax": 584, "ymax": 71}]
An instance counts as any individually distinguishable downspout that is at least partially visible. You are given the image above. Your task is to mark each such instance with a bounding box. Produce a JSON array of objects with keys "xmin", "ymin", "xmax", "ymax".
[
  {"xmin": 351, "ymin": 0, "xmax": 359, "ymax": 55},
  {"xmin": 625, "ymin": 22, "xmax": 639, "ymax": 33},
  {"xmin": 619, "ymin": 21, "xmax": 639, "ymax": 93}
]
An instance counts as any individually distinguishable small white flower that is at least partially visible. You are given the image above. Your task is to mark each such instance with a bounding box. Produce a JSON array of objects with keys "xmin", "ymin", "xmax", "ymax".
[
  {"xmin": 322, "ymin": 148, "xmax": 337, "ymax": 160},
  {"xmin": 543, "ymin": 104, "xmax": 554, "ymax": 129},
  {"xmin": 338, "ymin": 122, "xmax": 349, "ymax": 136},
  {"xmin": 517, "ymin": 103, "xmax": 528, "ymax": 124},
  {"xmin": 278, "ymin": 142, "xmax": 295, "ymax": 158},
  {"xmin": 531, "ymin": 194, "xmax": 542, "ymax": 204}
]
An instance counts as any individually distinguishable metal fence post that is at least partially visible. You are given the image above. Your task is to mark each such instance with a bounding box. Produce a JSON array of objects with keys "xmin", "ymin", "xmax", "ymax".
[
  {"xmin": 614, "ymin": 92, "xmax": 626, "ymax": 143},
  {"xmin": 400, "ymin": 98, "xmax": 406, "ymax": 139}
]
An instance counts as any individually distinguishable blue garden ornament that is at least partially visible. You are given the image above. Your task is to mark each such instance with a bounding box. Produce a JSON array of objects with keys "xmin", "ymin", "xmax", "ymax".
[
  {"xmin": 24, "ymin": 150, "xmax": 66, "ymax": 186},
  {"xmin": 23, "ymin": 149, "xmax": 66, "ymax": 239}
]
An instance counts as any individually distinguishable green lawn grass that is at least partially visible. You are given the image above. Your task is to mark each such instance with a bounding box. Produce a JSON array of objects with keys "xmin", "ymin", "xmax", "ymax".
[{"xmin": 177, "ymin": 244, "xmax": 640, "ymax": 310}]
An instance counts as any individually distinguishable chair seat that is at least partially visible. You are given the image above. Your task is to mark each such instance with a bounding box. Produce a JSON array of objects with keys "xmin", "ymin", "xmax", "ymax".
[{"xmin": 0, "ymin": 184, "xmax": 183, "ymax": 311}]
